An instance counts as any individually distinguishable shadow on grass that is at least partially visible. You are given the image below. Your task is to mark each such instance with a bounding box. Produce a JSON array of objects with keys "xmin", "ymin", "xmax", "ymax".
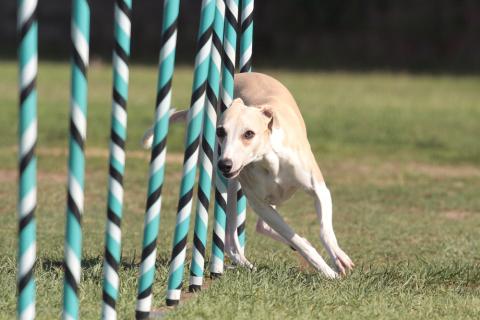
[
  {"xmin": 38, "ymin": 255, "xmax": 173, "ymax": 272},
  {"xmin": 249, "ymin": 260, "xmax": 480, "ymax": 293}
]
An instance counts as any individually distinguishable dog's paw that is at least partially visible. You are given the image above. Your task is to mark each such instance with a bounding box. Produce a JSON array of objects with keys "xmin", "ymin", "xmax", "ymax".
[
  {"xmin": 233, "ymin": 255, "xmax": 255, "ymax": 270},
  {"xmin": 228, "ymin": 261, "xmax": 257, "ymax": 272},
  {"xmin": 322, "ymin": 267, "xmax": 339, "ymax": 279},
  {"xmin": 226, "ymin": 250, "xmax": 254, "ymax": 270},
  {"xmin": 333, "ymin": 247, "xmax": 354, "ymax": 276}
]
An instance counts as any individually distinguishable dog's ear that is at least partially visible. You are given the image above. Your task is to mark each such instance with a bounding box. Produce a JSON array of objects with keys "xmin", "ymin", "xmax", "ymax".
[
  {"xmin": 259, "ymin": 105, "xmax": 274, "ymax": 132},
  {"xmin": 231, "ymin": 97, "xmax": 245, "ymax": 106}
]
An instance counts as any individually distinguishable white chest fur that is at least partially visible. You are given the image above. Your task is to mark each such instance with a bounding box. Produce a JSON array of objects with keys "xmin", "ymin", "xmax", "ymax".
[
  {"xmin": 239, "ymin": 157, "xmax": 297, "ymax": 205},
  {"xmin": 238, "ymin": 128, "xmax": 308, "ymax": 205}
]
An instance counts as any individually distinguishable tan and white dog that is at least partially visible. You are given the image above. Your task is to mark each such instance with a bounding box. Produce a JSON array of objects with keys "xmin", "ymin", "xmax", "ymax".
[{"xmin": 143, "ymin": 72, "xmax": 353, "ymax": 278}]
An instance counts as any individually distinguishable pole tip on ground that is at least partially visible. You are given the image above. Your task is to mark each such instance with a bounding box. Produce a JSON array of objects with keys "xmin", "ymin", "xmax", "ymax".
[
  {"xmin": 165, "ymin": 299, "xmax": 179, "ymax": 307},
  {"xmin": 210, "ymin": 272, "xmax": 222, "ymax": 279},
  {"xmin": 189, "ymin": 284, "xmax": 202, "ymax": 292},
  {"xmin": 135, "ymin": 310, "xmax": 150, "ymax": 319}
]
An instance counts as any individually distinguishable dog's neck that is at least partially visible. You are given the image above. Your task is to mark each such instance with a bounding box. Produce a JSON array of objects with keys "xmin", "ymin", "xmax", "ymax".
[{"xmin": 247, "ymin": 144, "xmax": 279, "ymax": 177}]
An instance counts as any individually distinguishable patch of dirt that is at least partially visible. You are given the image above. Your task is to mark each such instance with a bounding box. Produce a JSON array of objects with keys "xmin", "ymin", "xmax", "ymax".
[
  {"xmin": 149, "ymin": 277, "xmax": 213, "ymax": 318},
  {"xmin": 443, "ymin": 210, "xmax": 472, "ymax": 220},
  {"xmin": 0, "ymin": 147, "xmax": 185, "ymax": 185},
  {"xmin": 7, "ymin": 147, "xmax": 479, "ymax": 179},
  {"xmin": 0, "ymin": 170, "xmax": 16, "ymax": 183},
  {"xmin": 329, "ymin": 159, "xmax": 409, "ymax": 182},
  {"xmin": 0, "ymin": 169, "xmax": 65, "ymax": 183},
  {"xmin": 327, "ymin": 159, "xmax": 480, "ymax": 184},
  {"xmin": 6, "ymin": 146, "xmax": 185, "ymax": 163},
  {"xmin": 408, "ymin": 162, "xmax": 480, "ymax": 179},
  {"xmin": 38, "ymin": 171, "xmax": 66, "ymax": 183}
]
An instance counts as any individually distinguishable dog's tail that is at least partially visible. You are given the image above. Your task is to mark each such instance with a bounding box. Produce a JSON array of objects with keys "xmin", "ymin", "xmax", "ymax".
[{"xmin": 141, "ymin": 109, "xmax": 188, "ymax": 149}]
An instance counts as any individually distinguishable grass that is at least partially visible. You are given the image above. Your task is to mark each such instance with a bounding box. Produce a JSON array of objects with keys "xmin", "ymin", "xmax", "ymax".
[{"xmin": 1, "ymin": 61, "xmax": 479, "ymax": 319}]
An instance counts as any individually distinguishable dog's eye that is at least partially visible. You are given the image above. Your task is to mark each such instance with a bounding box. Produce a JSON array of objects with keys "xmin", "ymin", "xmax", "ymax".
[
  {"xmin": 243, "ymin": 130, "xmax": 255, "ymax": 140},
  {"xmin": 216, "ymin": 127, "xmax": 226, "ymax": 138}
]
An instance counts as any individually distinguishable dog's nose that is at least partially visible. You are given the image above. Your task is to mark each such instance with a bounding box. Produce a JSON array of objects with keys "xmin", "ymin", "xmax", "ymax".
[{"xmin": 218, "ymin": 159, "xmax": 233, "ymax": 173}]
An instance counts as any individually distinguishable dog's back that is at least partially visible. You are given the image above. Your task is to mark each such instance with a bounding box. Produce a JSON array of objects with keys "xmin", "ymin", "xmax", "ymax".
[
  {"xmin": 234, "ymin": 72, "xmax": 298, "ymax": 110},
  {"xmin": 143, "ymin": 72, "xmax": 309, "ymax": 150}
]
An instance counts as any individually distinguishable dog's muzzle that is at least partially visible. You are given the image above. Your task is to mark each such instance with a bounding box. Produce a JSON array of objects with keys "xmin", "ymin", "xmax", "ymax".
[{"xmin": 217, "ymin": 159, "xmax": 233, "ymax": 174}]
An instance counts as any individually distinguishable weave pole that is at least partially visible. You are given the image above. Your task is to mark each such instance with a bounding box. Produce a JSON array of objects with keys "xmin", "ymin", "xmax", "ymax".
[
  {"xmin": 210, "ymin": 0, "xmax": 240, "ymax": 276},
  {"xmin": 235, "ymin": 0, "xmax": 254, "ymax": 254},
  {"xmin": 135, "ymin": 0, "xmax": 180, "ymax": 317},
  {"xmin": 101, "ymin": 0, "xmax": 132, "ymax": 318},
  {"xmin": 17, "ymin": 0, "xmax": 38, "ymax": 319},
  {"xmin": 165, "ymin": 0, "xmax": 215, "ymax": 307},
  {"xmin": 62, "ymin": 0, "xmax": 90, "ymax": 319},
  {"xmin": 188, "ymin": 0, "xmax": 226, "ymax": 292},
  {"xmin": 239, "ymin": 0, "xmax": 253, "ymax": 73}
]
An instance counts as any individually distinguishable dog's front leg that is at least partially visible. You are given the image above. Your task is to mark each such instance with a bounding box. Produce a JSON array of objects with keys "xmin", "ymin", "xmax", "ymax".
[
  {"xmin": 246, "ymin": 194, "xmax": 337, "ymax": 278},
  {"xmin": 225, "ymin": 179, "xmax": 253, "ymax": 269},
  {"xmin": 313, "ymin": 181, "xmax": 354, "ymax": 275}
]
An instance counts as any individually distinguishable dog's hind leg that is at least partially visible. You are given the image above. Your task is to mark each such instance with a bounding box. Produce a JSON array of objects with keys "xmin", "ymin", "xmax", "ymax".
[
  {"xmin": 256, "ymin": 215, "xmax": 291, "ymax": 247},
  {"xmin": 246, "ymin": 194, "xmax": 337, "ymax": 278},
  {"xmin": 257, "ymin": 212, "xmax": 319, "ymax": 251},
  {"xmin": 256, "ymin": 218, "xmax": 280, "ymax": 241},
  {"xmin": 313, "ymin": 180, "xmax": 354, "ymax": 275}
]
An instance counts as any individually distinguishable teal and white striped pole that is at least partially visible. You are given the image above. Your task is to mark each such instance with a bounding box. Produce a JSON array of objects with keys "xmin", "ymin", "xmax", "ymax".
[
  {"xmin": 165, "ymin": 0, "xmax": 215, "ymax": 306},
  {"xmin": 63, "ymin": 0, "xmax": 90, "ymax": 319},
  {"xmin": 239, "ymin": 0, "xmax": 253, "ymax": 73},
  {"xmin": 210, "ymin": 0, "xmax": 240, "ymax": 276},
  {"xmin": 236, "ymin": 0, "xmax": 254, "ymax": 253},
  {"xmin": 101, "ymin": 0, "xmax": 132, "ymax": 319},
  {"xmin": 188, "ymin": 0, "xmax": 226, "ymax": 292},
  {"xmin": 17, "ymin": 0, "xmax": 38, "ymax": 319},
  {"xmin": 135, "ymin": 0, "xmax": 180, "ymax": 317}
]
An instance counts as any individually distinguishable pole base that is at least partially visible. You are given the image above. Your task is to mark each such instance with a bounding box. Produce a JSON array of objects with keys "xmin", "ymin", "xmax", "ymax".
[
  {"xmin": 135, "ymin": 310, "xmax": 150, "ymax": 319},
  {"xmin": 210, "ymin": 272, "xmax": 222, "ymax": 279},
  {"xmin": 189, "ymin": 284, "xmax": 202, "ymax": 292},
  {"xmin": 166, "ymin": 299, "xmax": 179, "ymax": 307}
]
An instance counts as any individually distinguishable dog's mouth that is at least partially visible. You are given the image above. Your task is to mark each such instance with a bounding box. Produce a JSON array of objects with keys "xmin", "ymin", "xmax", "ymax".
[{"xmin": 223, "ymin": 167, "xmax": 242, "ymax": 179}]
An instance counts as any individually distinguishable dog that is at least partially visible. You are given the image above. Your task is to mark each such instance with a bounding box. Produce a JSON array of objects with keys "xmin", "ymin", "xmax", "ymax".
[{"xmin": 143, "ymin": 72, "xmax": 353, "ymax": 278}]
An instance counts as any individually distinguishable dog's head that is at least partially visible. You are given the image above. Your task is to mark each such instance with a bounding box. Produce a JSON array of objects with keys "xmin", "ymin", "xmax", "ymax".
[{"xmin": 216, "ymin": 98, "xmax": 273, "ymax": 179}]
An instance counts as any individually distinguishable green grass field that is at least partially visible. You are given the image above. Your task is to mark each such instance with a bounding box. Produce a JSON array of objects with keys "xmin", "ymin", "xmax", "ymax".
[{"xmin": 1, "ymin": 61, "xmax": 479, "ymax": 319}]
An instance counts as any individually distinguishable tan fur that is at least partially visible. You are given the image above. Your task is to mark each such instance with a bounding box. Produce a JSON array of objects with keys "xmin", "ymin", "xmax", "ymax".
[
  {"xmin": 216, "ymin": 73, "xmax": 353, "ymax": 277},
  {"xmin": 233, "ymin": 72, "xmax": 323, "ymax": 181},
  {"xmin": 142, "ymin": 72, "xmax": 353, "ymax": 277}
]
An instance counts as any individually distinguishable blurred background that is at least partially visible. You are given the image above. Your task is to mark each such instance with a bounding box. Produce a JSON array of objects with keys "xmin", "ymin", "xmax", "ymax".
[{"xmin": 1, "ymin": 0, "xmax": 480, "ymax": 72}]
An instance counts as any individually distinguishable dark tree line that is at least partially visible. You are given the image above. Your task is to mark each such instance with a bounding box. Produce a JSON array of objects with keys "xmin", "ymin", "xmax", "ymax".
[{"xmin": 1, "ymin": 0, "xmax": 479, "ymax": 72}]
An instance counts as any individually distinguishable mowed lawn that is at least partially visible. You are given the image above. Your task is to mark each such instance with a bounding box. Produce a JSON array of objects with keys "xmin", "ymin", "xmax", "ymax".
[{"xmin": 1, "ymin": 61, "xmax": 479, "ymax": 319}]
